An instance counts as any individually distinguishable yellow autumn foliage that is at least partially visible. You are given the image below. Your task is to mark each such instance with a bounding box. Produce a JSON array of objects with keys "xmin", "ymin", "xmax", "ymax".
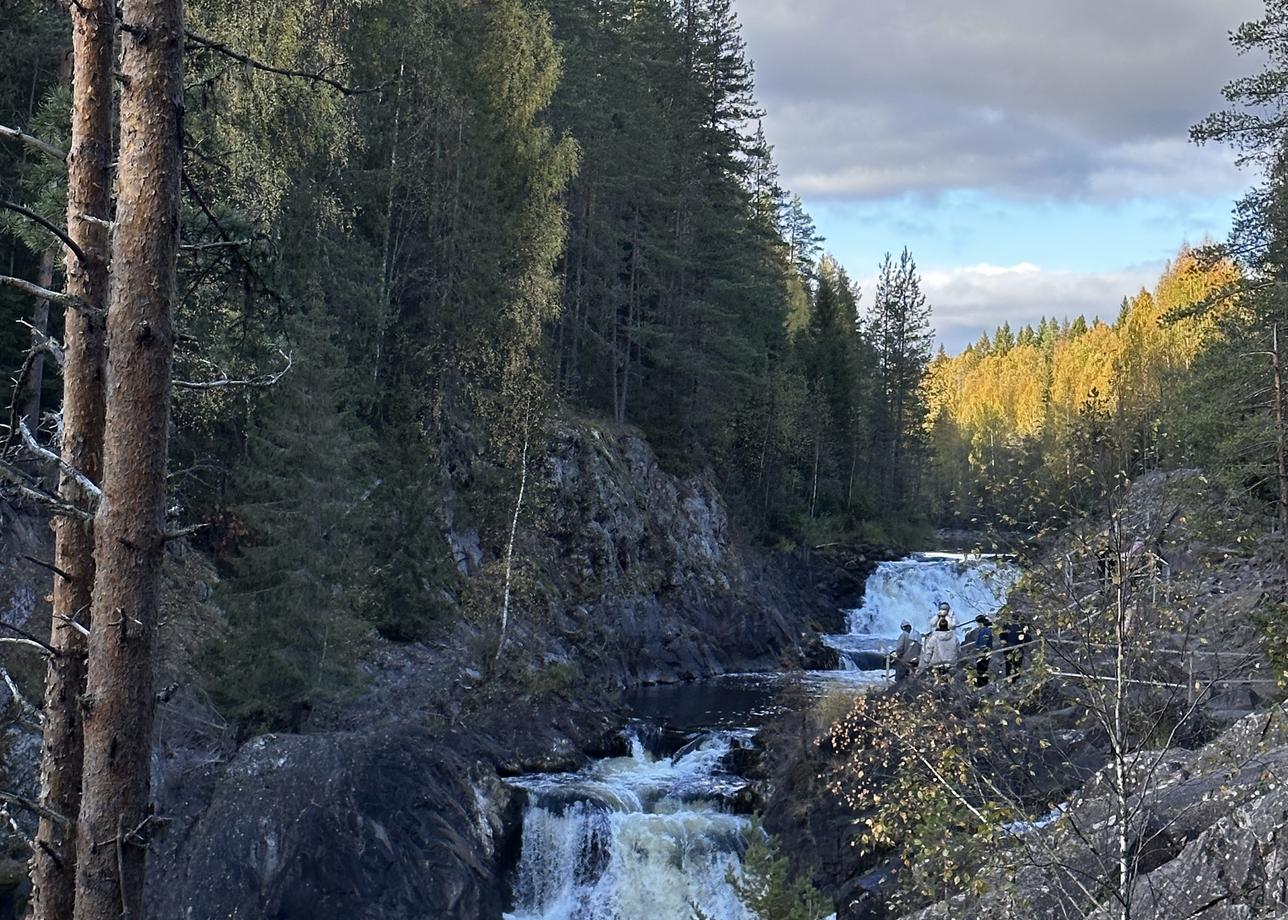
[{"xmin": 924, "ymin": 248, "xmax": 1239, "ymax": 476}]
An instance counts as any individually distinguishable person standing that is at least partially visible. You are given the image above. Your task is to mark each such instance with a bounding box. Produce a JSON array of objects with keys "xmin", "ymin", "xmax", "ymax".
[
  {"xmin": 919, "ymin": 613, "xmax": 959, "ymax": 679},
  {"xmin": 970, "ymin": 615, "xmax": 994, "ymax": 686},
  {"xmin": 929, "ymin": 601, "xmax": 956, "ymax": 633},
  {"xmin": 890, "ymin": 620, "xmax": 921, "ymax": 681},
  {"xmin": 1000, "ymin": 615, "xmax": 1029, "ymax": 679}
]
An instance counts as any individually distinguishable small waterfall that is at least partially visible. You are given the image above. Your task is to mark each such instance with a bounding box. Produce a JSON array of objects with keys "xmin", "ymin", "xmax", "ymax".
[
  {"xmin": 825, "ymin": 553, "xmax": 1020, "ymax": 669},
  {"xmin": 504, "ymin": 730, "xmax": 755, "ymax": 920}
]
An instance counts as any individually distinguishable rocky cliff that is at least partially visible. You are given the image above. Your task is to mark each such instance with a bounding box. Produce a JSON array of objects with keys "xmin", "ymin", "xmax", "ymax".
[{"xmin": 0, "ymin": 419, "xmax": 871, "ymax": 919}]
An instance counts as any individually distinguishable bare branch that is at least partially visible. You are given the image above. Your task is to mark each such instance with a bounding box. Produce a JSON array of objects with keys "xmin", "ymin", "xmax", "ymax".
[
  {"xmin": 173, "ymin": 349, "xmax": 292, "ymax": 391},
  {"xmin": 0, "ymin": 124, "xmax": 67, "ymax": 163},
  {"xmin": 23, "ymin": 554, "xmax": 72, "ymax": 582},
  {"xmin": 0, "ymin": 275, "xmax": 97, "ymax": 317},
  {"xmin": 179, "ymin": 239, "xmax": 252, "ymax": 253},
  {"xmin": 17, "ymin": 420, "xmax": 101, "ymax": 506},
  {"xmin": 0, "ymin": 621, "xmax": 57, "ymax": 657},
  {"xmin": 163, "ymin": 522, "xmax": 208, "ymax": 541},
  {"xmin": 5, "ymin": 337, "xmax": 65, "ymax": 454},
  {"xmin": 184, "ymin": 31, "xmax": 391, "ymax": 96},
  {"xmin": 80, "ymin": 213, "xmax": 114, "ymax": 232},
  {"xmin": 0, "ymin": 201, "xmax": 89, "ymax": 265},
  {"xmin": 0, "ymin": 790, "xmax": 70, "ymax": 830},
  {"xmin": 0, "ymin": 457, "xmax": 94, "ymax": 521}
]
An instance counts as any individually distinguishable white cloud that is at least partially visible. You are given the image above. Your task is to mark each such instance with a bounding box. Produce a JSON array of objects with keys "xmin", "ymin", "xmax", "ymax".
[{"xmin": 862, "ymin": 261, "xmax": 1163, "ymax": 350}]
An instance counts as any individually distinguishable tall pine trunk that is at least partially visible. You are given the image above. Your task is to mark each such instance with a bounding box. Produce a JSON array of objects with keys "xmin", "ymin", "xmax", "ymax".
[
  {"xmin": 73, "ymin": 0, "xmax": 182, "ymax": 915},
  {"xmin": 32, "ymin": 0, "xmax": 112, "ymax": 915}
]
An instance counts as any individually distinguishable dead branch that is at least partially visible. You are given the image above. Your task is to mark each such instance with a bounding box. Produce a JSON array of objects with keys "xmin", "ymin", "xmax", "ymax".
[
  {"xmin": 80, "ymin": 212, "xmax": 114, "ymax": 232},
  {"xmin": 0, "ymin": 201, "xmax": 89, "ymax": 265},
  {"xmin": 0, "ymin": 622, "xmax": 59, "ymax": 658},
  {"xmin": 5, "ymin": 338, "xmax": 66, "ymax": 454},
  {"xmin": 1, "ymin": 666, "xmax": 44, "ymax": 727},
  {"xmin": 0, "ymin": 458, "xmax": 94, "ymax": 521},
  {"xmin": 23, "ymin": 554, "xmax": 72, "ymax": 582},
  {"xmin": 173, "ymin": 349, "xmax": 292, "ymax": 391},
  {"xmin": 0, "ymin": 275, "xmax": 97, "ymax": 317},
  {"xmin": 184, "ymin": 30, "xmax": 391, "ymax": 96},
  {"xmin": 0, "ymin": 791, "xmax": 67, "ymax": 829},
  {"xmin": 52, "ymin": 613, "xmax": 90, "ymax": 638},
  {"xmin": 162, "ymin": 522, "xmax": 208, "ymax": 541},
  {"xmin": 0, "ymin": 124, "xmax": 67, "ymax": 163},
  {"xmin": 0, "ymin": 636, "xmax": 55, "ymax": 659},
  {"xmin": 179, "ymin": 239, "xmax": 252, "ymax": 252},
  {"xmin": 18, "ymin": 419, "xmax": 101, "ymax": 506}
]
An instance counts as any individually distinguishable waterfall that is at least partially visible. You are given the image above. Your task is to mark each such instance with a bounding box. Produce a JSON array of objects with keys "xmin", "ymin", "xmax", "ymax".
[
  {"xmin": 504, "ymin": 730, "xmax": 755, "ymax": 920},
  {"xmin": 825, "ymin": 553, "xmax": 1020, "ymax": 669}
]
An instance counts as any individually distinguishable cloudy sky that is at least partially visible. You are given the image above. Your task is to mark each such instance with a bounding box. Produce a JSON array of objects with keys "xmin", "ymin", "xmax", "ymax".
[{"xmin": 736, "ymin": 0, "xmax": 1264, "ymax": 349}]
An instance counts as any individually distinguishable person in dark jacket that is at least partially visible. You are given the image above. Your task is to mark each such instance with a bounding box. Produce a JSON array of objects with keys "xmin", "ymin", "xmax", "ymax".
[
  {"xmin": 1000, "ymin": 615, "xmax": 1029, "ymax": 679},
  {"xmin": 970, "ymin": 615, "xmax": 994, "ymax": 686}
]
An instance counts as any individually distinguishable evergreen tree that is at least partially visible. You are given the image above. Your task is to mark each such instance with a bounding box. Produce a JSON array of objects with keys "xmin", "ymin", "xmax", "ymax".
[
  {"xmin": 204, "ymin": 317, "xmax": 373, "ymax": 734},
  {"xmin": 869, "ymin": 248, "xmax": 934, "ymax": 506}
]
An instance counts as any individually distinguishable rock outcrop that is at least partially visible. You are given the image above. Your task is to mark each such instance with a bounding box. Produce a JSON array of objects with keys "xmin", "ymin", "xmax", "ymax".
[{"xmin": 902, "ymin": 703, "xmax": 1288, "ymax": 920}]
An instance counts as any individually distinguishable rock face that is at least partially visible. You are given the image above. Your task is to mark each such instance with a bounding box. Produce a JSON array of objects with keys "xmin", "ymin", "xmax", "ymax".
[
  {"xmin": 509, "ymin": 421, "xmax": 861, "ymax": 685},
  {"xmin": 146, "ymin": 704, "xmax": 620, "ymax": 920},
  {"xmin": 0, "ymin": 420, "xmax": 876, "ymax": 920},
  {"xmin": 901, "ymin": 703, "xmax": 1288, "ymax": 920}
]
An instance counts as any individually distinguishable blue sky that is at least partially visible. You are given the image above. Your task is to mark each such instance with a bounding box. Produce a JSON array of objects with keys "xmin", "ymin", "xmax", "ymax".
[{"xmin": 736, "ymin": 0, "xmax": 1263, "ymax": 349}]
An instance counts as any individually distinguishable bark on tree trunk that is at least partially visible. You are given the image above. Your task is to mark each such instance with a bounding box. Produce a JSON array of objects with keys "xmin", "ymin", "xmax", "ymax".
[
  {"xmin": 72, "ymin": 0, "xmax": 182, "ymax": 916},
  {"xmin": 31, "ymin": 0, "xmax": 112, "ymax": 916}
]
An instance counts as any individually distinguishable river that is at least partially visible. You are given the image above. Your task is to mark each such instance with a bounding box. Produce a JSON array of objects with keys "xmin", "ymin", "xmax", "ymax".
[{"xmin": 501, "ymin": 552, "xmax": 1019, "ymax": 920}]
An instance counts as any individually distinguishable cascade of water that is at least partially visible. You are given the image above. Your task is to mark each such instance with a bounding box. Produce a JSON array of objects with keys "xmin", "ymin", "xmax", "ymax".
[
  {"xmin": 824, "ymin": 553, "xmax": 1021, "ymax": 669},
  {"xmin": 504, "ymin": 731, "xmax": 755, "ymax": 920}
]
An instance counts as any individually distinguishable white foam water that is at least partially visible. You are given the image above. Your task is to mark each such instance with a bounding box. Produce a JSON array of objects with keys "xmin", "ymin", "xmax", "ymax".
[
  {"xmin": 824, "ymin": 553, "xmax": 1021, "ymax": 669},
  {"xmin": 504, "ymin": 731, "xmax": 755, "ymax": 920}
]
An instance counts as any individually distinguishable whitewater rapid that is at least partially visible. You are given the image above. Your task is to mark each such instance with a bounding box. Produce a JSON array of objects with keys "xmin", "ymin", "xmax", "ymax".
[
  {"xmin": 504, "ymin": 731, "xmax": 754, "ymax": 920},
  {"xmin": 825, "ymin": 553, "xmax": 1021, "ymax": 670},
  {"xmin": 502, "ymin": 551, "xmax": 1021, "ymax": 919}
]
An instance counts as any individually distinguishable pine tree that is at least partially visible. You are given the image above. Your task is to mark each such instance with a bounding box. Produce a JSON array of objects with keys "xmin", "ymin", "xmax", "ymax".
[
  {"xmin": 869, "ymin": 248, "xmax": 934, "ymax": 506},
  {"xmin": 204, "ymin": 317, "xmax": 372, "ymax": 733}
]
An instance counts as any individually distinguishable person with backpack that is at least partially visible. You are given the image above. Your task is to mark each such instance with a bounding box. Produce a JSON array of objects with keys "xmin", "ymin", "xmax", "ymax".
[
  {"xmin": 890, "ymin": 620, "xmax": 921, "ymax": 681},
  {"xmin": 970, "ymin": 614, "xmax": 994, "ymax": 686}
]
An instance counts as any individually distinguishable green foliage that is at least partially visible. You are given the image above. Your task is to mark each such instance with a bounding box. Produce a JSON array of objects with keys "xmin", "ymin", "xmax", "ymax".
[
  {"xmin": 201, "ymin": 317, "xmax": 375, "ymax": 734},
  {"xmin": 731, "ymin": 828, "xmax": 831, "ymax": 920},
  {"xmin": 544, "ymin": 0, "xmax": 930, "ymax": 542}
]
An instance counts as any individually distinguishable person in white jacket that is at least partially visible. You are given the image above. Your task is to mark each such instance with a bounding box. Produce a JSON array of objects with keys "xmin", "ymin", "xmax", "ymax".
[
  {"xmin": 928, "ymin": 601, "xmax": 956, "ymax": 633},
  {"xmin": 919, "ymin": 613, "xmax": 959, "ymax": 678}
]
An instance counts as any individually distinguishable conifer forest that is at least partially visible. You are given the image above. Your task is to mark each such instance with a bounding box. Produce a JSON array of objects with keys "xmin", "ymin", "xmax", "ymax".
[{"xmin": 1, "ymin": 1, "xmax": 1288, "ymax": 919}]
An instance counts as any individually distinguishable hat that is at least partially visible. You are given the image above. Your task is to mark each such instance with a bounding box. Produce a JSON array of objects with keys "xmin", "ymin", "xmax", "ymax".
[
  {"xmin": 938, "ymin": 602, "xmax": 950, "ymax": 610},
  {"xmin": 900, "ymin": 620, "xmax": 912, "ymax": 629},
  {"xmin": 976, "ymin": 615, "xmax": 991, "ymax": 625}
]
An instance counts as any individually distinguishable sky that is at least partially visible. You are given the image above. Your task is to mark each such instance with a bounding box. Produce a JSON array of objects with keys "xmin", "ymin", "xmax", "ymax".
[{"xmin": 735, "ymin": 0, "xmax": 1265, "ymax": 350}]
